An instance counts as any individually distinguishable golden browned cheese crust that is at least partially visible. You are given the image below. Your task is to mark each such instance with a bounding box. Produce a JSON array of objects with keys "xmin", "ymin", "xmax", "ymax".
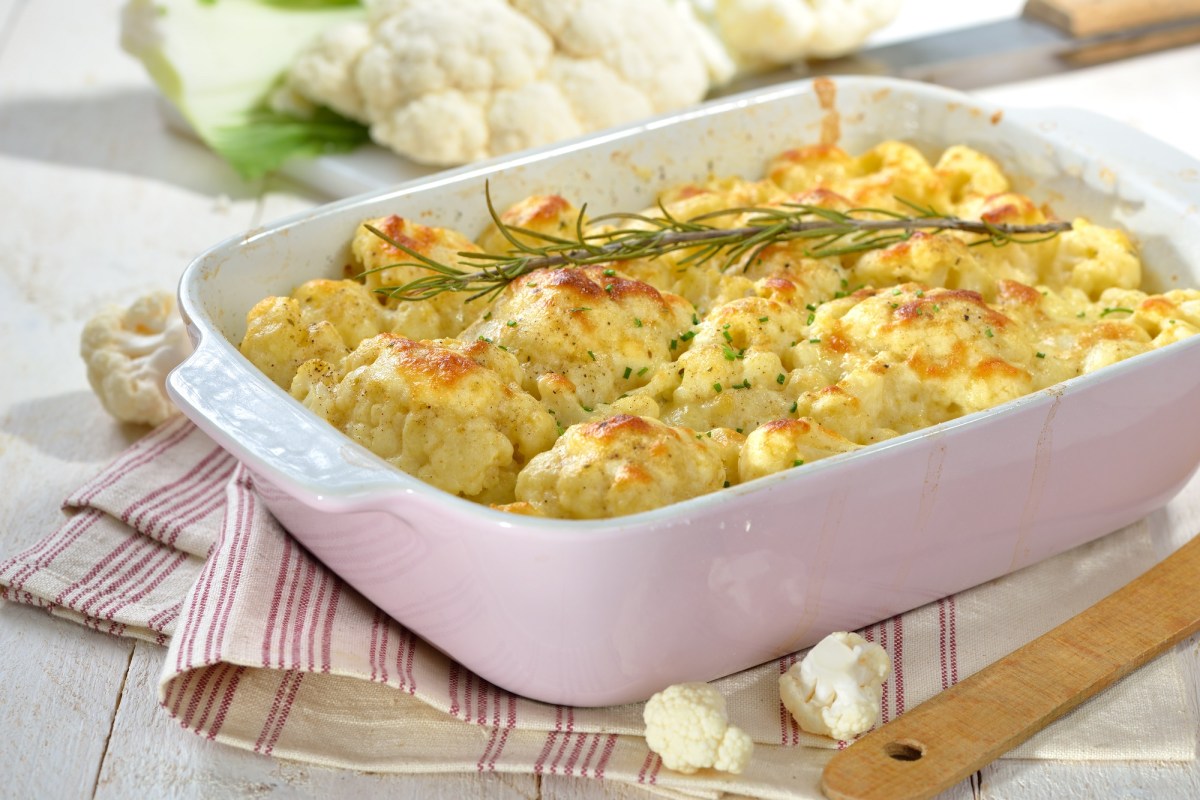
[{"xmin": 238, "ymin": 141, "xmax": 1200, "ymax": 518}]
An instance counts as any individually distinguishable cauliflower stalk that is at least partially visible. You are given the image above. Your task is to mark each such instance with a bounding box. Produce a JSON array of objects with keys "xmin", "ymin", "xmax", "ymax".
[
  {"xmin": 779, "ymin": 631, "xmax": 892, "ymax": 741},
  {"xmin": 643, "ymin": 682, "xmax": 753, "ymax": 775},
  {"xmin": 80, "ymin": 291, "xmax": 193, "ymax": 426}
]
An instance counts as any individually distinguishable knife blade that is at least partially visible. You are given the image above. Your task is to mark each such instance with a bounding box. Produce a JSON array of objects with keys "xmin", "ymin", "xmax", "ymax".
[{"xmin": 710, "ymin": 0, "xmax": 1200, "ymax": 95}]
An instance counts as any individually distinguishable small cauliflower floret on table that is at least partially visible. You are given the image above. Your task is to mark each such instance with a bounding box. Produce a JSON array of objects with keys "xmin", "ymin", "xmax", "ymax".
[
  {"xmin": 351, "ymin": 214, "xmax": 490, "ymax": 338},
  {"xmin": 739, "ymin": 418, "xmax": 860, "ymax": 482},
  {"xmin": 294, "ymin": 333, "xmax": 557, "ymax": 504},
  {"xmin": 643, "ymin": 682, "xmax": 753, "ymax": 775},
  {"xmin": 779, "ymin": 631, "xmax": 891, "ymax": 741},
  {"xmin": 514, "ymin": 414, "xmax": 726, "ymax": 519},
  {"xmin": 476, "ymin": 194, "xmax": 584, "ymax": 255},
  {"xmin": 80, "ymin": 291, "xmax": 192, "ymax": 426},
  {"xmin": 460, "ymin": 266, "xmax": 695, "ymax": 415}
]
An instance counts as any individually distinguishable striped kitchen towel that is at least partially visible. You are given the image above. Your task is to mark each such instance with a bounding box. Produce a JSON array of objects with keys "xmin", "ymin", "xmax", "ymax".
[{"xmin": 1, "ymin": 417, "xmax": 1196, "ymax": 800}]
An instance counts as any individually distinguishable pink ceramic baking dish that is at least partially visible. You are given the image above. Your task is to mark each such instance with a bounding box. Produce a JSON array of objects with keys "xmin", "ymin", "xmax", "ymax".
[{"xmin": 168, "ymin": 77, "xmax": 1200, "ymax": 706}]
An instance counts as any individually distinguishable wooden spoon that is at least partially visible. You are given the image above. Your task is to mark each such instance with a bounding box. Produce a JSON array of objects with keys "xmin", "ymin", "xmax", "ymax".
[{"xmin": 821, "ymin": 532, "xmax": 1200, "ymax": 800}]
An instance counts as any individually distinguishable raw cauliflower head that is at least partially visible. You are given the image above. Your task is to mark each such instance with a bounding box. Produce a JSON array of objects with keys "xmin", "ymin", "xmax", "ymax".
[
  {"xmin": 643, "ymin": 682, "xmax": 753, "ymax": 775},
  {"xmin": 514, "ymin": 414, "xmax": 726, "ymax": 519},
  {"xmin": 291, "ymin": 0, "xmax": 713, "ymax": 166},
  {"xmin": 779, "ymin": 631, "xmax": 891, "ymax": 741},
  {"xmin": 461, "ymin": 266, "xmax": 695, "ymax": 409},
  {"xmin": 80, "ymin": 291, "xmax": 193, "ymax": 426},
  {"xmin": 294, "ymin": 333, "xmax": 557, "ymax": 503}
]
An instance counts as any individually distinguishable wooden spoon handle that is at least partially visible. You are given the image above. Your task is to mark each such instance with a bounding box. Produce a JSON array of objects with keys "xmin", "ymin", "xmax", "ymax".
[{"xmin": 821, "ymin": 533, "xmax": 1200, "ymax": 800}]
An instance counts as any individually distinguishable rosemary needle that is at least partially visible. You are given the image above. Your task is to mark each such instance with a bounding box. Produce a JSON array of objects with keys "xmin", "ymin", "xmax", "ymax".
[{"xmin": 366, "ymin": 183, "xmax": 1072, "ymax": 302}]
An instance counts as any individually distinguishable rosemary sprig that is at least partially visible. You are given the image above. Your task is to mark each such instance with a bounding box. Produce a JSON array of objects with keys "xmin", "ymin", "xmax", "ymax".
[{"xmin": 366, "ymin": 185, "xmax": 1072, "ymax": 301}]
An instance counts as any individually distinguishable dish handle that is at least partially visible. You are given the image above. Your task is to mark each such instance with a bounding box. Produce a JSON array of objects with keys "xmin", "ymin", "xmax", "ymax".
[{"xmin": 166, "ymin": 335, "xmax": 408, "ymax": 505}]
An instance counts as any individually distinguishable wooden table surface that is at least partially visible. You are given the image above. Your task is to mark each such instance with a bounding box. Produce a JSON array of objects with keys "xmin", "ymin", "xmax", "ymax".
[{"xmin": 2, "ymin": 1, "xmax": 1198, "ymax": 798}]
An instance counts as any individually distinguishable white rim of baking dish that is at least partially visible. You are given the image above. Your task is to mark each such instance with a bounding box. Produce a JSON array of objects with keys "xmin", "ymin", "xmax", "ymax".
[{"xmin": 168, "ymin": 76, "xmax": 1200, "ymax": 533}]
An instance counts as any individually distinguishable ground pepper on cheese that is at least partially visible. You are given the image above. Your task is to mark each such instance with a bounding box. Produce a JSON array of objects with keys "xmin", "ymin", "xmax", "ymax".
[{"xmin": 239, "ymin": 140, "xmax": 1200, "ymax": 519}]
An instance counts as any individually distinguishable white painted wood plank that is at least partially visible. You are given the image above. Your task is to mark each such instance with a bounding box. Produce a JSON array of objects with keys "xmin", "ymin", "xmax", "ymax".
[
  {"xmin": 0, "ymin": 606, "xmax": 133, "ymax": 798},
  {"xmin": 95, "ymin": 642, "xmax": 540, "ymax": 800}
]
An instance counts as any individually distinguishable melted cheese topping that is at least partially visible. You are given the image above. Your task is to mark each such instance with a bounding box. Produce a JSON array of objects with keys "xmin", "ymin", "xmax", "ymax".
[{"xmin": 240, "ymin": 141, "xmax": 1200, "ymax": 519}]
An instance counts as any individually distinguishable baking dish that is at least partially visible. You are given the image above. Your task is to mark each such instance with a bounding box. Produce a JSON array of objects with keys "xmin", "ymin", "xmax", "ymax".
[{"xmin": 167, "ymin": 76, "xmax": 1200, "ymax": 706}]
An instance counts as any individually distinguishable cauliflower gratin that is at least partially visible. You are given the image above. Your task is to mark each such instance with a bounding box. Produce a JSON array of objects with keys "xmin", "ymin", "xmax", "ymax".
[{"xmin": 239, "ymin": 141, "xmax": 1200, "ymax": 519}]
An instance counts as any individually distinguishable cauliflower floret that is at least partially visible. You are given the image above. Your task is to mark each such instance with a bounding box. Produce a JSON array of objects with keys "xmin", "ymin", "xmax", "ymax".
[
  {"xmin": 476, "ymin": 194, "xmax": 584, "ymax": 255},
  {"xmin": 238, "ymin": 278, "xmax": 388, "ymax": 389},
  {"xmin": 461, "ymin": 267, "xmax": 695, "ymax": 409},
  {"xmin": 294, "ymin": 333, "xmax": 557, "ymax": 503},
  {"xmin": 779, "ymin": 631, "xmax": 891, "ymax": 741},
  {"xmin": 351, "ymin": 214, "xmax": 491, "ymax": 337},
  {"xmin": 514, "ymin": 414, "xmax": 726, "ymax": 519},
  {"xmin": 643, "ymin": 682, "xmax": 753, "ymax": 775},
  {"xmin": 706, "ymin": 0, "xmax": 899, "ymax": 68},
  {"xmin": 80, "ymin": 291, "xmax": 193, "ymax": 426},
  {"xmin": 935, "ymin": 145, "xmax": 1010, "ymax": 208},
  {"xmin": 851, "ymin": 233, "xmax": 982, "ymax": 297},
  {"xmin": 283, "ymin": 20, "xmax": 373, "ymax": 123},
  {"xmin": 1043, "ymin": 218, "xmax": 1142, "ymax": 299},
  {"xmin": 739, "ymin": 417, "xmax": 860, "ymax": 482}
]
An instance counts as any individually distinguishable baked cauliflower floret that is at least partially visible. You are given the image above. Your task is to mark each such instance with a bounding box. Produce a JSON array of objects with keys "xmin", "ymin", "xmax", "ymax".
[
  {"xmin": 1042, "ymin": 218, "xmax": 1142, "ymax": 299},
  {"xmin": 767, "ymin": 143, "xmax": 857, "ymax": 194},
  {"xmin": 779, "ymin": 631, "xmax": 891, "ymax": 741},
  {"xmin": 476, "ymin": 194, "xmax": 583, "ymax": 255},
  {"xmin": 292, "ymin": 278, "xmax": 387, "ymax": 349},
  {"xmin": 836, "ymin": 286, "xmax": 1035, "ymax": 419},
  {"xmin": 690, "ymin": 297, "xmax": 808, "ymax": 359},
  {"xmin": 659, "ymin": 343, "xmax": 795, "ymax": 433},
  {"xmin": 80, "ymin": 291, "xmax": 192, "ymax": 426},
  {"xmin": 643, "ymin": 682, "xmax": 753, "ymax": 775},
  {"xmin": 294, "ymin": 333, "xmax": 557, "ymax": 503},
  {"xmin": 842, "ymin": 141, "xmax": 949, "ymax": 213},
  {"xmin": 352, "ymin": 214, "xmax": 490, "ymax": 338},
  {"xmin": 514, "ymin": 414, "xmax": 725, "ymax": 519},
  {"xmin": 951, "ymin": 193, "xmax": 1057, "ymax": 290},
  {"xmin": 739, "ymin": 417, "xmax": 860, "ymax": 482},
  {"xmin": 768, "ymin": 141, "xmax": 947, "ymax": 213},
  {"xmin": 239, "ymin": 296, "xmax": 351, "ymax": 389},
  {"xmin": 461, "ymin": 267, "xmax": 695, "ymax": 409},
  {"xmin": 934, "ymin": 144, "xmax": 1009, "ymax": 207},
  {"xmin": 850, "ymin": 232, "xmax": 982, "ymax": 296}
]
